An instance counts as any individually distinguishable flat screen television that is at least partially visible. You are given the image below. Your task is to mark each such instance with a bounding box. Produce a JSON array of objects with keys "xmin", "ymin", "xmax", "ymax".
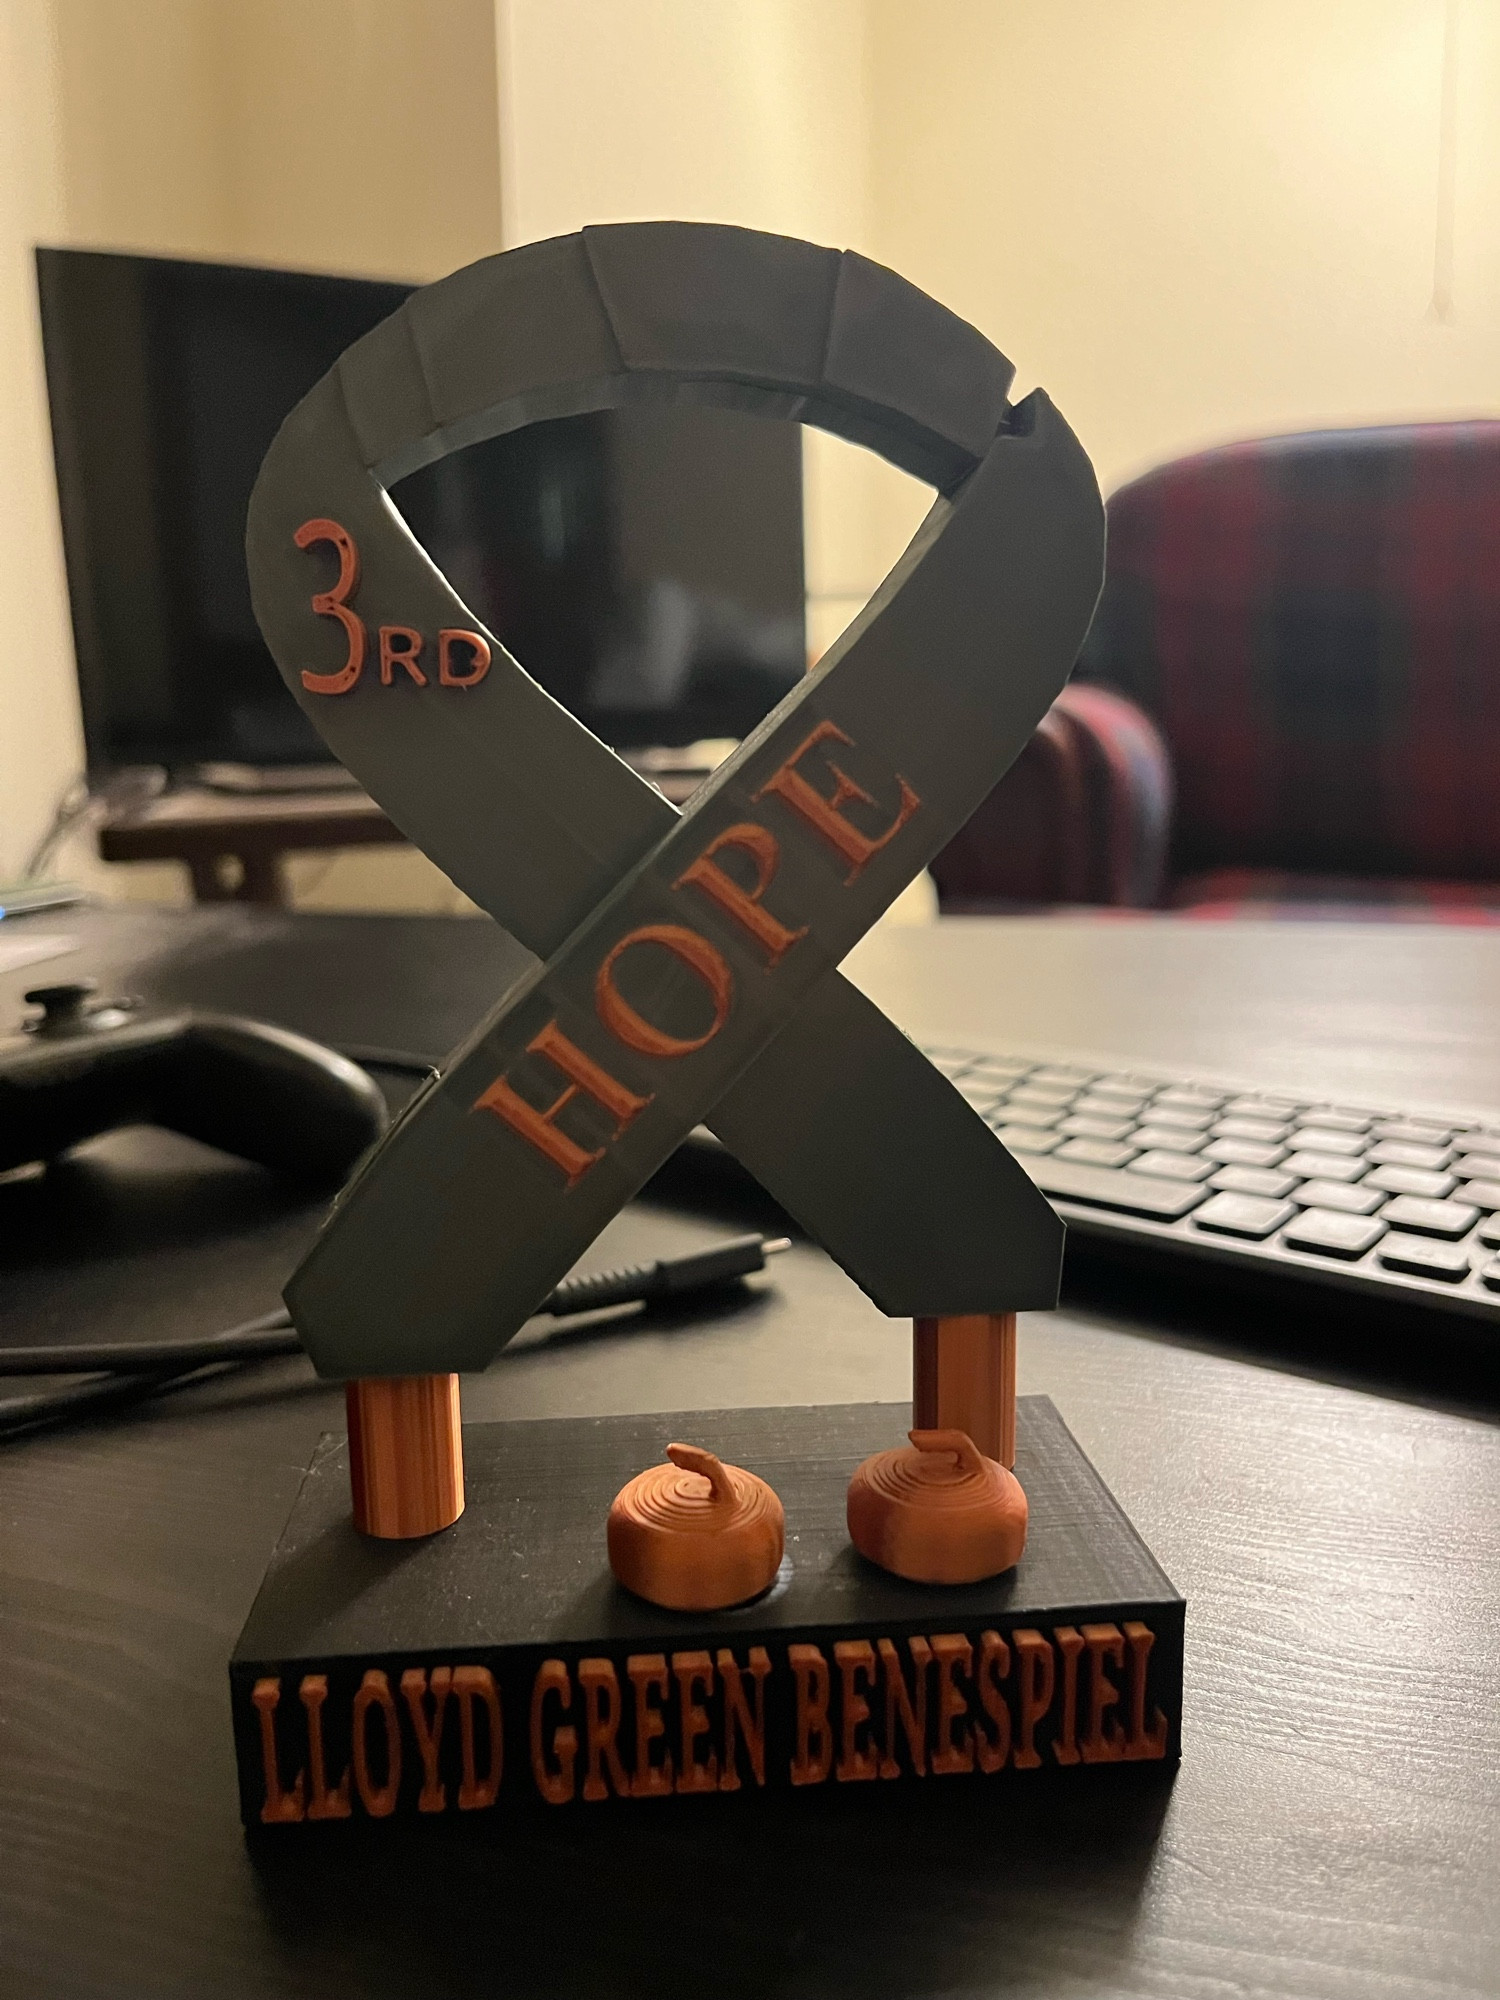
[{"xmin": 36, "ymin": 246, "xmax": 806, "ymax": 775}]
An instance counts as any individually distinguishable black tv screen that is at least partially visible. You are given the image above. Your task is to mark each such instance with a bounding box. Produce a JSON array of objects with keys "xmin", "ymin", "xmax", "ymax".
[{"xmin": 36, "ymin": 247, "xmax": 806, "ymax": 773}]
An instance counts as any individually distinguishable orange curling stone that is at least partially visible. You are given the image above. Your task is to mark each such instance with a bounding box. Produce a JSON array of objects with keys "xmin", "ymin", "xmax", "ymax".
[
  {"xmin": 607, "ymin": 1442, "xmax": 785, "ymax": 1611},
  {"xmin": 847, "ymin": 1428, "xmax": 1027, "ymax": 1584}
]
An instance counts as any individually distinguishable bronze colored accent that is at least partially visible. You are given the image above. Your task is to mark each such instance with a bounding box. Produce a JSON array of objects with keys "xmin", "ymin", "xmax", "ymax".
[
  {"xmin": 673, "ymin": 822, "xmax": 809, "ymax": 968},
  {"xmin": 437, "ymin": 628, "xmax": 492, "ymax": 687},
  {"xmin": 346, "ymin": 1374, "xmax": 464, "ymax": 1539},
  {"xmin": 472, "ymin": 1019, "xmax": 653, "ymax": 1188},
  {"xmin": 913, "ymin": 1311, "xmax": 1017, "ymax": 1466},
  {"xmin": 846, "ymin": 1429, "xmax": 1028, "ymax": 1584},
  {"xmin": 593, "ymin": 924, "xmax": 734, "ymax": 1058},
  {"xmin": 293, "ymin": 518, "xmax": 365, "ymax": 695},
  {"xmin": 752, "ymin": 718, "xmax": 921, "ymax": 883},
  {"xmin": 378, "ymin": 624, "xmax": 427, "ymax": 686},
  {"xmin": 607, "ymin": 1442, "xmax": 784, "ymax": 1611}
]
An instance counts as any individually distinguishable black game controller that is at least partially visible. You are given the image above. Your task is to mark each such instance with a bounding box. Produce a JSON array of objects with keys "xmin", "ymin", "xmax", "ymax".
[{"xmin": 0, "ymin": 981, "xmax": 388, "ymax": 1184}]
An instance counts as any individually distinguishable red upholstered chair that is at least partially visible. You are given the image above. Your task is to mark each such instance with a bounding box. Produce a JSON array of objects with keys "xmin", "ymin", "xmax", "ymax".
[
  {"xmin": 929, "ymin": 680, "xmax": 1174, "ymax": 911},
  {"xmin": 1073, "ymin": 419, "xmax": 1500, "ymax": 921}
]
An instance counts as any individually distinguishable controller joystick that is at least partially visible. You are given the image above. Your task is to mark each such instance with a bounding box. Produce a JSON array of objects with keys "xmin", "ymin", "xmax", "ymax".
[{"xmin": 0, "ymin": 982, "xmax": 387, "ymax": 1184}]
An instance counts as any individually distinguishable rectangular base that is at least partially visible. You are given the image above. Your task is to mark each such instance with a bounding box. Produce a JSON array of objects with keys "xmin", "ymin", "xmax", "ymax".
[{"xmin": 230, "ymin": 1398, "xmax": 1183, "ymax": 1829}]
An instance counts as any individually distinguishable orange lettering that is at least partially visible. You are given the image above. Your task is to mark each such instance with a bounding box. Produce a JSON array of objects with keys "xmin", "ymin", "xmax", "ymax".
[
  {"xmin": 1123, "ymin": 1622, "xmax": 1169, "ymax": 1761},
  {"xmin": 717, "ymin": 1645, "xmax": 771, "ymax": 1791},
  {"xmin": 1080, "ymin": 1624, "xmax": 1127, "ymax": 1764},
  {"xmin": 578, "ymin": 1658, "xmax": 630, "ymax": 1801},
  {"xmin": 474, "ymin": 1019, "xmax": 652, "ymax": 1188},
  {"xmin": 674, "ymin": 822, "xmax": 808, "ymax": 968},
  {"xmin": 1011, "ymin": 1628, "xmax": 1054, "ymax": 1769},
  {"xmin": 974, "ymin": 1631, "xmax": 1012, "ymax": 1774},
  {"xmin": 400, "ymin": 1665, "xmax": 452, "ymax": 1812},
  {"xmin": 351, "ymin": 1669, "xmax": 402, "ymax": 1816},
  {"xmin": 930, "ymin": 1634, "xmax": 975, "ymax": 1775},
  {"xmin": 453, "ymin": 1664, "xmax": 503, "ymax": 1808},
  {"xmin": 673, "ymin": 1652, "xmax": 718, "ymax": 1795},
  {"xmin": 754, "ymin": 719, "xmax": 920, "ymax": 883},
  {"xmin": 295, "ymin": 519, "xmax": 366, "ymax": 695},
  {"xmin": 834, "ymin": 1640, "xmax": 878, "ymax": 1782},
  {"xmin": 595, "ymin": 924, "xmax": 733, "ymax": 1059},
  {"xmin": 378, "ymin": 624, "xmax": 427, "ymax": 686},
  {"xmin": 530, "ymin": 1659, "xmax": 577, "ymax": 1804},
  {"xmin": 299, "ymin": 1673, "xmax": 351, "ymax": 1819},
  {"xmin": 438, "ymin": 628, "xmax": 491, "ymax": 686},
  {"xmin": 626, "ymin": 1654, "xmax": 674, "ymax": 1799},
  {"xmin": 251, "ymin": 1676, "xmax": 305, "ymax": 1824},
  {"xmin": 1052, "ymin": 1625, "xmax": 1084, "ymax": 1766},
  {"xmin": 878, "ymin": 1635, "xmax": 932, "ymax": 1778},
  {"xmin": 789, "ymin": 1644, "xmax": 832, "ymax": 1785}
]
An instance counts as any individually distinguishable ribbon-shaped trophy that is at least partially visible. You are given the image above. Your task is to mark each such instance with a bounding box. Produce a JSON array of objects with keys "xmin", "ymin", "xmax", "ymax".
[{"xmin": 231, "ymin": 226, "xmax": 1184, "ymax": 1829}]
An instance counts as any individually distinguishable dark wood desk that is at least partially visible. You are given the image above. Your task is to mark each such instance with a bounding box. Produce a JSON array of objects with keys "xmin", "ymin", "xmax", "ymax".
[
  {"xmin": 2, "ymin": 907, "xmax": 1497, "ymax": 1998},
  {"xmin": 96, "ymin": 785, "xmax": 401, "ymax": 904}
]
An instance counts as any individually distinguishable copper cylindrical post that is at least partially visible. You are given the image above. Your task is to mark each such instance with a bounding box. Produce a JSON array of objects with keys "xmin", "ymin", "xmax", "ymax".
[
  {"xmin": 346, "ymin": 1374, "xmax": 465, "ymax": 1538},
  {"xmin": 912, "ymin": 1313, "xmax": 1017, "ymax": 1467}
]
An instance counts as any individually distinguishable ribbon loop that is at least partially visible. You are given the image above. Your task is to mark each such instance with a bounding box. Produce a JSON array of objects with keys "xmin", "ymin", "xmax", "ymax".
[{"xmin": 247, "ymin": 224, "xmax": 1103, "ymax": 1378}]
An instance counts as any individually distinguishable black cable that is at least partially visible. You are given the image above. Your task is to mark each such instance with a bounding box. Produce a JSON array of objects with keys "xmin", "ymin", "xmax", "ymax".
[
  {"xmin": 335, "ymin": 1044, "xmax": 441, "ymax": 1079},
  {"xmin": 0, "ymin": 1362, "xmax": 215, "ymax": 1440},
  {"xmin": 0, "ymin": 1237, "xmax": 792, "ymax": 1380}
]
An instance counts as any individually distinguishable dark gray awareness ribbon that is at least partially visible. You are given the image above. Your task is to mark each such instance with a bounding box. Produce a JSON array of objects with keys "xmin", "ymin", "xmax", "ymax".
[{"xmin": 247, "ymin": 224, "xmax": 1105, "ymax": 1378}]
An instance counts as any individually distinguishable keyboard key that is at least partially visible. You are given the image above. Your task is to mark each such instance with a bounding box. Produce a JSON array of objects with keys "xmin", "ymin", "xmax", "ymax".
[
  {"xmin": 1480, "ymin": 1257, "xmax": 1500, "ymax": 1291},
  {"xmin": 1054, "ymin": 1138, "xmax": 1139, "ymax": 1169},
  {"xmin": 963, "ymin": 1058, "xmax": 1032, "ymax": 1083},
  {"xmin": 1132, "ymin": 1126, "xmax": 1206, "ymax": 1155},
  {"xmin": 1480, "ymin": 1215, "xmax": 1500, "ymax": 1248},
  {"xmin": 1282, "ymin": 1150, "xmax": 1367, "ymax": 1183},
  {"xmin": 993, "ymin": 1103, "xmax": 1061, "ymax": 1128},
  {"xmin": 1457, "ymin": 1179, "xmax": 1500, "ymax": 1212},
  {"xmin": 1224, "ymin": 1095, "xmax": 1304, "ymax": 1116},
  {"xmin": 1088, "ymin": 1088, "xmax": 1160, "ymax": 1120},
  {"xmin": 1213, "ymin": 1116, "xmax": 1291, "ymax": 1144},
  {"xmin": 1130, "ymin": 1150, "xmax": 1216, "ymax": 1182},
  {"xmin": 1374, "ymin": 1120, "xmax": 1454, "ymax": 1145},
  {"xmin": 1378, "ymin": 1195, "xmax": 1478, "ymax": 1239},
  {"xmin": 1209, "ymin": 1164, "xmax": 1298, "ymax": 1197},
  {"xmin": 1031, "ymin": 1066, "xmax": 1097, "ymax": 1089},
  {"xmin": 1193, "ymin": 1191, "xmax": 1297, "ymax": 1238},
  {"xmin": 1288, "ymin": 1126, "xmax": 1366, "ymax": 1157},
  {"xmin": 1297, "ymin": 1111, "xmax": 1372, "ymax": 1134},
  {"xmin": 1141, "ymin": 1106, "xmax": 1214, "ymax": 1132},
  {"xmin": 1293, "ymin": 1179, "xmax": 1385, "ymax": 1215},
  {"xmin": 1007, "ymin": 1085, "xmax": 1076, "ymax": 1109},
  {"xmin": 1453, "ymin": 1152, "xmax": 1500, "ymax": 1181},
  {"xmin": 1026, "ymin": 1157, "xmax": 1211, "ymax": 1218},
  {"xmin": 1282, "ymin": 1209, "xmax": 1386, "ymax": 1259},
  {"xmin": 1202, "ymin": 1137, "xmax": 1287, "ymax": 1168},
  {"xmin": 1154, "ymin": 1087, "xmax": 1226, "ymax": 1110},
  {"xmin": 1364, "ymin": 1164, "xmax": 1456, "ymax": 1199},
  {"xmin": 992, "ymin": 1124, "xmax": 1060, "ymax": 1155},
  {"xmin": 1058, "ymin": 1113, "xmax": 1135, "ymax": 1141},
  {"xmin": 1378, "ymin": 1234, "xmax": 1470, "ymax": 1282},
  {"xmin": 1366, "ymin": 1140, "xmax": 1452, "ymax": 1171},
  {"xmin": 1097, "ymin": 1073, "xmax": 1164, "ymax": 1094},
  {"xmin": 929, "ymin": 1053, "xmax": 979, "ymax": 1077}
]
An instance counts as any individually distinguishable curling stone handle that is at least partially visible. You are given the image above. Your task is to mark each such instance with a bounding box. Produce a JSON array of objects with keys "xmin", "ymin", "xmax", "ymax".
[
  {"xmin": 666, "ymin": 1440, "xmax": 733, "ymax": 1503},
  {"xmin": 908, "ymin": 1427, "xmax": 986, "ymax": 1477}
]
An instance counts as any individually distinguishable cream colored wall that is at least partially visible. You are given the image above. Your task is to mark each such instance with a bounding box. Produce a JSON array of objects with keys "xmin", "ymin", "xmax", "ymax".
[
  {"xmin": 10, "ymin": 1, "xmax": 1498, "ymax": 900},
  {"xmin": 494, "ymin": 0, "xmax": 917, "ymax": 665},
  {"xmin": 869, "ymin": 0, "xmax": 1500, "ymax": 503},
  {"xmin": 2, "ymin": 0, "xmax": 501, "ymax": 901},
  {"xmin": 0, "ymin": 2, "xmax": 84, "ymax": 884}
]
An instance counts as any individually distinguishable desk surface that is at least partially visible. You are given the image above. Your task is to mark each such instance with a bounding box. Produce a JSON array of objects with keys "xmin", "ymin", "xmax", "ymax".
[{"xmin": 1, "ymin": 905, "xmax": 1497, "ymax": 1999}]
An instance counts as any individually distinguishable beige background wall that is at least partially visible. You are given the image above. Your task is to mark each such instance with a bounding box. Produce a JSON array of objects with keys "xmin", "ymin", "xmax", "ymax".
[{"xmin": 4, "ymin": 0, "xmax": 1498, "ymax": 895}]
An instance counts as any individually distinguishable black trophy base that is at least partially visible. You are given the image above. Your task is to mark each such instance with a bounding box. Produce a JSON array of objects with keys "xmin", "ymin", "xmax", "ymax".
[{"xmin": 230, "ymin": 1398, "xmax": 1183, "ymax": 1831}]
